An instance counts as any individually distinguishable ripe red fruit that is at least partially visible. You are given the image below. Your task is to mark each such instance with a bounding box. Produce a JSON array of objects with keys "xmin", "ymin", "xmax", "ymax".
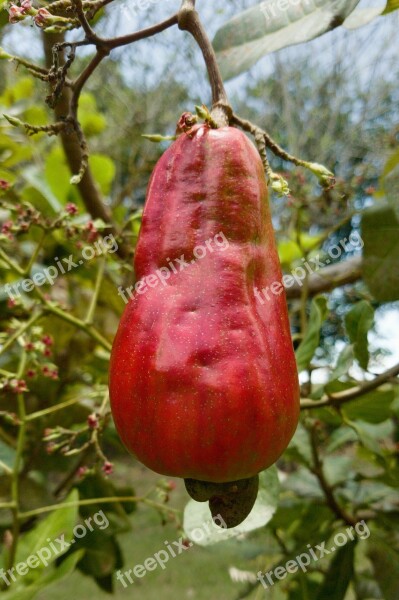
[{"xmin": 110, "ymin": 123, "xmax": 299, "ymax": 518}]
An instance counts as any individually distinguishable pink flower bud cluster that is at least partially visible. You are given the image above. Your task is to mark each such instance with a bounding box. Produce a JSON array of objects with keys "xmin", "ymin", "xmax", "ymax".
[{"xmin": 8, "ymin": 3, "xmax": 52, "ymax": 27}]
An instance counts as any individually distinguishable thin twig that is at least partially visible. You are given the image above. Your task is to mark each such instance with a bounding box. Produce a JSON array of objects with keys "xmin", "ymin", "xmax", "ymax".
[
  {"xmin": 71, "ymin": 0, "xmax": 99, "ymax": 40},
  {"xmin": 8, "ymin": 352, "xmax": 28, "ymax": 569},
  {"xmin": 309, "ymin": 426, "xmax": 356, "ymax": 526},
  {"xmin": 18, "ymin": 495, "xmax": 180, "ymax": 519},
  {"xmin": 0, "ymin": 312, "xmax": 43, "ymax": 357},
  {"xmin": 300, "ymin": 361, "xmax": 399, "ymax": 410},
  {"xmin": 84, "ymin": 256, "xmax": 106, "ymax": 324},
  {"xmin": 106, "ymin": 13, "xmax": 179, "ymax": 49},
  {"xmin": 232, "ymin": 113, "xmax": 334, "ymax": 186}
]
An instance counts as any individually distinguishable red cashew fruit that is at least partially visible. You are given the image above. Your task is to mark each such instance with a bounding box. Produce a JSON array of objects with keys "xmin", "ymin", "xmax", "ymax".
[{"xmin": 109, "ymin": 121, "xmax": 300, "ymax": 526}]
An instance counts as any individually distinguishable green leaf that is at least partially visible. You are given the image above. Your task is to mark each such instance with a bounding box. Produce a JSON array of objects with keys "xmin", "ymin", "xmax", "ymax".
[
  {"xmin": 295, "ymin": 296, "xmax": 328, "ymax": 372},
  {"xmin": 382, "ymin": 0, "xmax": 399, "ymax": 15},
  {"xmin": 0, "ymin": 440, "xmax": 15, "ymax": 472},
  {"xmin": 1, "ymin": 77, "xmax": 34, "ymax": 106},
  {"xmin": 362, "ymin": 205, "xmax": 399, "ymax": 301},
  {"xmin": 89, "ymin": 154, "xmax": 115, "ymax": 196},
  {"xmin": 44, "ymin": 146, "xmax": 79, "ymax": 205},
  {"xmin": 77, "ymin": 93, "xmax": 107, "ymax": 136},
  {"xmin": 183, "ymin": 466, "xmax": 280, "ymax": 545},
  {"xmin": 0, "ymin": 132, "xmax": 32, "ymax": 167},
  {"xmin": 287, "ymin": 422, "xmax": 312, "ymax": 466},
  {"xmin": 14, "ymin": 490, "xmax": 79, "ymax": 568},
  {"xmin": 0, "ymin": 550, "xmax": 84, "ymax": 600},
  {"xmin": 21, "ymin": 167, "xmax": 62, "ymax": 215},
  {"xmin": 23, "ymin": 106, "xmax": 48, "ymax": 127},
  {"xmin": 76, "ymin": 473, "xmax": 136, "ymax": 521},
  {"xmin": 367, "ymin": 539, "xmax": 399, "ymax": 600},
  {"xmin": 355, "ymin": 577, "xmax": 386, "ymax": 600},
  {"xmin": 342, "ymin": 389, "xmax": 395, "ymax": 424},
  {"xmin": 381, "ymin": 148, "xmax": 399, "ymax": 188},
  {"xmin": 326, "ymin": 426, "xmax": 358, "ymax": 452},
  {"xmin": 344, "ymin": 301, "xmax": 374, "ymax": 369},
  {"xmin": 74, "ymin": 531, "xmax": 122, "ymax": 579},
  {"xmin": 379, "ymin": 149, "xmax": 399, "ymax": 218},
  {"xmin": 383, "ymin": 149, "xmax": 399, "ymax": 177},
  {"xmin": 331, "ymin": 345, "xmax": 354, "ymax": 380},
  {"xmin": 285, "ymin": 466, "xmax": 324, "ymax": 498},
  {"xmin": 323, "ymin": 456, "xmax": 355, "ymax": 487},
  {"xmin": 346, "ymin": 479, "xmax": 398, "ymax": 507},
  {"xmin": 345, "ymin": 419, "xmax": 394, "ymax": 455},
  {"xmin": 213, "ymin": 1, "xmax": 360, "ymax": 80},
  {"xmin": 316, "ymin": 541, "xmax": 355, "ymax": 600},
  {"xmin": 278, "ymin": 240, "xmax": 303, "ymax": 266}
]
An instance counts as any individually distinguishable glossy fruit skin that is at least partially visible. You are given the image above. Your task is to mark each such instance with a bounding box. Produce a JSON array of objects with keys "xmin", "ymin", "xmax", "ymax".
[{"xmin": 109, "ymin": 124, "xmax": 300, "ymax": 483}]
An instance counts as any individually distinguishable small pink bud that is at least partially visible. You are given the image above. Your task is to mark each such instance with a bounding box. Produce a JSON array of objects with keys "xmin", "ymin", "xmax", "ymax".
[
  {"xmin": 1, "ymin": 221, "xmax": 13, "ymax": 234},
  {"xmin": 87, "ymin": 231, "xmax": 99, "ymax": 243},
  {"xmin": 0, "ymin": 180, "xmax": 11, "ymax": 190},
  {"xmin": 20, "ymin": 0, "xmax": 32, "ymax": 13},
  {"xmin": 34, "ymin": 7, "xmax": 51, "ymax": 27},
  {"xmin": 77, "ymin": 466, "xmax": 88, "ymax": 478},
  {"xmin": 65, "ymin": 203, "xmax": 78, "ymax": 215},
  {"xmin": 87, "ymin": 413, "xmax": 99, "ymax": 429},
  {"xmin": 9, "ymin": 5, "xmax": 24, "ymax": 23},
  {"xmin": 9, "ymin": 379, "xmax": 28, "ymax": 393},
  {"xmin": 50, "ymin": 369, "xmax": 59, "ymax": 380},
  {"xmin": 46, "ymin": 442, "xmax": 56, "ymax": 455},
  {"xmin": 3, "ymin": 412, "xmax": 19, "ymax": 425},
  {"xmin": 42, "ymin": 334, "xmax": 53, "ymax": 346},
  {"xmin": 102, "ymin": 461, "xmax": 113, "ymax": 475},
  {"xmin": 16, "ymin": 379, "xmax": 28, "ymax": 393}
]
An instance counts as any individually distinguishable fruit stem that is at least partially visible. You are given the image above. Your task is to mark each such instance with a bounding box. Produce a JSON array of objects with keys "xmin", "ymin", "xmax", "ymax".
[{"xmin": 178, "ymin": 1, "xmax": 232, "ymax": 127}]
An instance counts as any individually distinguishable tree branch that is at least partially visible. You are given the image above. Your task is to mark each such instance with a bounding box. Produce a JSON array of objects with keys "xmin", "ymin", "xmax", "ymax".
[
  {"xmin": 286, "ymin": 256, "xmax": 362, "ymax": 300},
  {"xmin": 42, "ymin": 32, "xmax": 129, "ymax": 258},
  {"xmin": 301, "ymin": 361, "xmax": 399, "ymax": 410}
]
